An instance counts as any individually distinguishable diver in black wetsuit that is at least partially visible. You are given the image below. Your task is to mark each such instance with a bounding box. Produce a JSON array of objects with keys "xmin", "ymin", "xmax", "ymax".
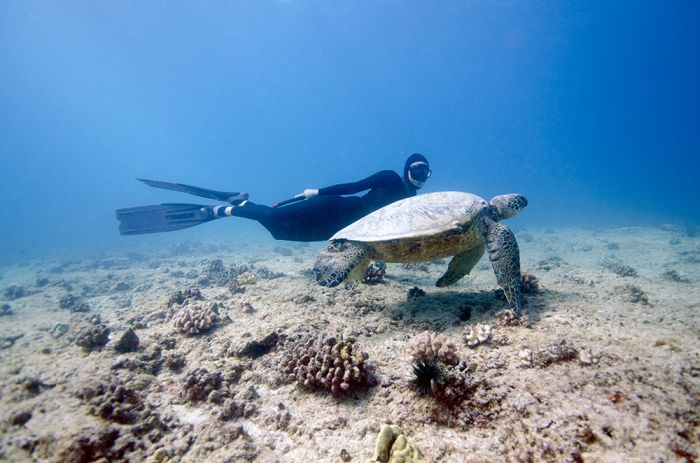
[
  {"xmin": 116, "ymin": 154, "xmax": 432, "ymax": 241},
  {"xmin": 232, "ymin": 153, "xmax": 431, "ymax": 241}
]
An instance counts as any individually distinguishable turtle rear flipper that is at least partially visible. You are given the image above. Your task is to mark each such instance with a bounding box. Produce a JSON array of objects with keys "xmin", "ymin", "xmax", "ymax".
[
  {"xmin": 483, "ymin": 218, "xmax": 523, "ymax": 315},
  {"xmin": 436, "ymin": 242, "xmax": 485, "ymax": 287},
  {"xmin": 313, "ymin": 241, "xmax": 370, "ymax": 287}
]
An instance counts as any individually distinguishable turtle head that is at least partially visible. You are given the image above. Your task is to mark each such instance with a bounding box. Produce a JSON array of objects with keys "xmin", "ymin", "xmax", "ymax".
[{"xmin": 489, "ymin": 194, "xmax": 527, "ymax": 221}]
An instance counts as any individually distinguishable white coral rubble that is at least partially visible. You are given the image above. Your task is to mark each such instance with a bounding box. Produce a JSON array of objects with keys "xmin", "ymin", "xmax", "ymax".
[
  {"xmin": 236, "ymin": 272, "xmax": 257, "ymax": 286},
  {"xmin": 578, "ymin": 347, "xmax": 602, "ymax": 365},
  {"xmin": 519, "ymin": 348, "xmax": 533, "ymax": 367}
]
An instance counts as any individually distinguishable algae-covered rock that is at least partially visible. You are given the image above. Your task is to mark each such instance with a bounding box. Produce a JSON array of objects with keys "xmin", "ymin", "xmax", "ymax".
[{"xmin": 365, "ymin": 424, "xmax": 425, "ymax": 463}]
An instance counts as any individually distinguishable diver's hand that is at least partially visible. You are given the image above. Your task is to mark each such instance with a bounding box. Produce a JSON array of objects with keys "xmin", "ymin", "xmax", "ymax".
[{"xmin": 294, "ymin": 189, "xmax": 319, "ymax": 199}]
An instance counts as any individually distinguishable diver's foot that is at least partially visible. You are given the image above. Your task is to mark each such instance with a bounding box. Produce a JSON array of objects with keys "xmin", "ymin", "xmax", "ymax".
[
  {"xmin": 228, "ymin": 192, "xmax": 249, "ymax": 205},
  {"xmin": 201, "ymin": 205, "xmax": 236, "ymax": 218}
]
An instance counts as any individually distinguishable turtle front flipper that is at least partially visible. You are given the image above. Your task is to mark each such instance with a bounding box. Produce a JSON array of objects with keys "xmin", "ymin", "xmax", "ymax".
[
  {"xmin": 314, "ymin": 241, "xmax": 371, "ymax": 287},
  {"xmin": 436, "ymin": 242, "xmax": 485, "ymax": 287},
  {"xmin": 483, "ymin": 218, "xmax": 523, "ymax": 316}
]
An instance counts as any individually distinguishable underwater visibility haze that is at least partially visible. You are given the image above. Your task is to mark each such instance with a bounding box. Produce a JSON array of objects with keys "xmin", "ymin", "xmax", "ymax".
[
  {"xmin": 0, "ymin": 2, "xmax": 699, "ymax": 462},
  {"xmin": 0, "ymin": 1, "xmax": 698, "ymax": 257}
]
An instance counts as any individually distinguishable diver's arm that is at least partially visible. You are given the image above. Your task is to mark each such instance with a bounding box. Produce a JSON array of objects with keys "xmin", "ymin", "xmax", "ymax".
[{"xmin": 318, "ymin": 170, "xmax": 400, "ymax": 196}]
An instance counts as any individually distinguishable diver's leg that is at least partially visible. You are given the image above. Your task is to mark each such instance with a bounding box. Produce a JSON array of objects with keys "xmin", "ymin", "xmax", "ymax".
[
  {"xmin": 231, "ymin": 196, "xmax": 355, "ymax": 242},
  {"xmin": 230, "ymin": 202, "xmax": 298, "ymax": 240},
  {"xmin": 230, "ymin": 201, "xmax": 273, "ymax": 222},
  {"xmin": 233, "ymin": 199, "xmax": 335, "ymax": 242}
]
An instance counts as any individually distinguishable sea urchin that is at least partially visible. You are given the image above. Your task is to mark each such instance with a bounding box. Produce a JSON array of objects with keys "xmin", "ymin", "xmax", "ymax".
[{"xmin": 411, "ymin": 357, "xmax": 446, "ymax": 396}]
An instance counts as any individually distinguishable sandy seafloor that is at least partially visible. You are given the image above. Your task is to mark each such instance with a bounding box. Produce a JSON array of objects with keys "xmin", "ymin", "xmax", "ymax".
[{"xmin": 0, "ymin": 225, "xmax": 698, "ymax": 463}]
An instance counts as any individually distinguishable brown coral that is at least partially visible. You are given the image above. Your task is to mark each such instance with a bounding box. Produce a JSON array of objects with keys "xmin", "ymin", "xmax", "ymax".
[
  {"xmin": 280, "ymin": 332, "xmax": 376, "ymax": 396},
  {"xmin": 181, "ymin": 367, "xmax": 243, "ymax": 405},
  {"xmin": 70, "ymin": 383, "xmax": 167, "ymax": 461},
  {"xmin": 166, "ymin": 287, "xmax": 203, "ymax": 308},
  {"xmin": 182, "ymin": 368, "xmax": 225, "ymax": 402},
  {"xmin": 75, "ymin": 325, "xmax": 110, "ymax": 352},
  {"xmin": 520, "ymin": 271, "xmax": 540, "ymax": 294},
  {"xmin": 80, "ymin": 382, "xmax": 142, "ymax": 425}
]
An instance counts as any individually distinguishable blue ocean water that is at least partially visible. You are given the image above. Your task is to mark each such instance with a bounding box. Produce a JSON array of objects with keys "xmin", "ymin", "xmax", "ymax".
[{"xmin": 0, "ymin": 1, "xmax": 698, "ymax": 260}]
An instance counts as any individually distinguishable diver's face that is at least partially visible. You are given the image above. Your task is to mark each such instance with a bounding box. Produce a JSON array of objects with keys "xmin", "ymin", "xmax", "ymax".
[{"xmin": 408, "ymin": 162, "xmax": 431, "ymax": 188}]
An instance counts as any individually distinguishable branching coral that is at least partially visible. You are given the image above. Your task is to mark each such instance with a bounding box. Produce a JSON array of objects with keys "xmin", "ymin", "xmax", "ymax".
[
  {"xmin": 280, "ymin": 332, "xmax": 376, "ymax": 396},
  {"xmin": 408, "ymin": 331, "xmax": 460, "ymax": 366},
  {"xmin": 464, "ymin": 324, "xmax": 492, "ymax": 348},
  {"xmin": 173, "ymin": 303, "xmax": 219, "ymax": 335},
  {"xmin": 520, "ymin": 271, "xmax": 540, "ymax": 294}
]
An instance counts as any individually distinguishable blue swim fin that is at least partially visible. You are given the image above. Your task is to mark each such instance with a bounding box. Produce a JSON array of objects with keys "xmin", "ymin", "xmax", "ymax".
[
  {"xmin": 116, "ymin": 203, "xmax": 215, "ymax": 235},
  {"xmin": 137, "ymin": 178, "xmax": 248, "ymax": 204}
]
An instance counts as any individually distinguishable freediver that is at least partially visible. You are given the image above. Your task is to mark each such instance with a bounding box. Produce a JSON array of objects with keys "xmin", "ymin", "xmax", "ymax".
[{"xmin": 116, "ymin": 153, "xmax": 432, "ymax": 242}]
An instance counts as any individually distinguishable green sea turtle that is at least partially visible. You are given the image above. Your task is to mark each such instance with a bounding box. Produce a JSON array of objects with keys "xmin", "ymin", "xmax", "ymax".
[{"xmin": 313, "ymin": 191, "xmax": 528, "ymax": 315}]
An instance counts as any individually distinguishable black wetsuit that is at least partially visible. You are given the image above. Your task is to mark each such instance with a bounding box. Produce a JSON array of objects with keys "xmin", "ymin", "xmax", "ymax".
[{"xmin": 232, "ymin": 170, "xmax": 416, "ymax": 241}]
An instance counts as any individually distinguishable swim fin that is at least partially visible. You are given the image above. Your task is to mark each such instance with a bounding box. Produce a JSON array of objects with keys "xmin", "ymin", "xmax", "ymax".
[
  {"xmin": 116, "ymin": 203, "xmax": 216, "ymax": 235},
  {"xmin": 137, "ymin": 178, "xmax": 249, "ymax": 204}
]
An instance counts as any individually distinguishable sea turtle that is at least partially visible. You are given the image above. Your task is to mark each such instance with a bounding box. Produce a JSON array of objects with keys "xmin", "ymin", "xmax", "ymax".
[{"xmin": 313, "ymin": 192, "xmax": 528, "ymax": 316}]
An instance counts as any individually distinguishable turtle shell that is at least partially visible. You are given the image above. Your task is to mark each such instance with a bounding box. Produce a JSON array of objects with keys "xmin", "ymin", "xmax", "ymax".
[{"xmin": 331, "ymin": 191, "xmax": 489, "ymax": 242}]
